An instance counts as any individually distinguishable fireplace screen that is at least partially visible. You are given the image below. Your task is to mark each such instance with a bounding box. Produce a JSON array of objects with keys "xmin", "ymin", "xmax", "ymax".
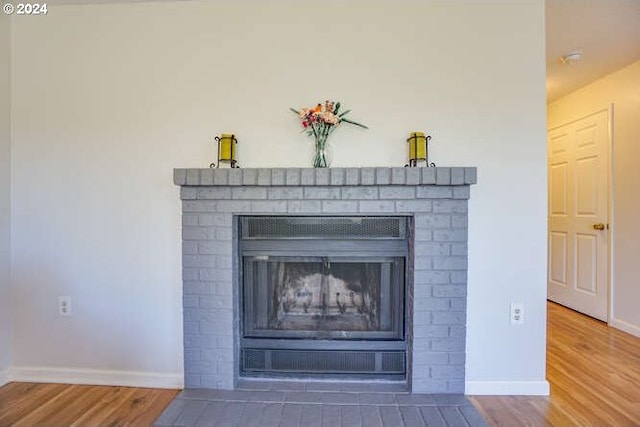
[{"xmin": 239, "ymin": 216, "xmax": 408, "ymax": 377}]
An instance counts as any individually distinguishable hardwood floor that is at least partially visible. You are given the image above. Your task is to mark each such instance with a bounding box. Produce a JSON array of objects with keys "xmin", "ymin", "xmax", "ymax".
[
  {"xmin": 471, "ymin": 301, "xmax": 640, "ymax": 426},
  {"xmin": 1, "ymin": 302, "xmax": 639, "ymax": 426},
  {"xmin": 0, "ymin": 383, "xmax": 179, "ymax": 426}
]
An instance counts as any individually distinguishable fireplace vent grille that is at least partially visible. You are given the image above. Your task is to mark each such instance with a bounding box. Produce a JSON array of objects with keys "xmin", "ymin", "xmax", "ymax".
[
  {"xmin": 242, "ymin": 216, "xmax": 405, "ymax": 240},
  {"xmin": 242, "ymin": 349, "xmax": 405, "ymax": 375}
]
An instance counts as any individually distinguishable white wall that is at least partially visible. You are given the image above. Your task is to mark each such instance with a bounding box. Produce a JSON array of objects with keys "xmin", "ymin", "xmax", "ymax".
[
  {"xmin": 0, "ymin": 12, "xmax": 12, "ymax": 385},
  {"xmin": 10, "ymin": 0, "xmax": 548, "ymax": 393},
  {"xmin": 548, "ymin": 60, "xmax": 640, "ymax": 338}
]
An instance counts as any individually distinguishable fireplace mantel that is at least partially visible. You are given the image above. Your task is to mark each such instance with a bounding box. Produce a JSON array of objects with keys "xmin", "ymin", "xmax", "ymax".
[
  {"xmin": 174, "ymin": 166, "xmax": 477, "ymax": 393},
  {"xmin": 174, "ymin": 167, "xmax": 477, "ymax": 188}
]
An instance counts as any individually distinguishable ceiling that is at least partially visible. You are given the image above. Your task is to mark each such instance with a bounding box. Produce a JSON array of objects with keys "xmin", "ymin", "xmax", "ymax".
[{"xmin": 546, "ymin": 0, "xmax": 640, "ymax": 102}]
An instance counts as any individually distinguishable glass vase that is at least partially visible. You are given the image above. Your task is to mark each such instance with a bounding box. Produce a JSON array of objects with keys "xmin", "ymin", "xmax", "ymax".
[{"xmin": 313, "ymin": 135, "xmax": 330, "ymax": 168}]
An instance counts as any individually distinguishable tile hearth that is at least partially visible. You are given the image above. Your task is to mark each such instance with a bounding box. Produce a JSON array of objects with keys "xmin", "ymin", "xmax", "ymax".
[{"xmin": 155, "ymin": 383, "xmax": 488, "ymax": 427}]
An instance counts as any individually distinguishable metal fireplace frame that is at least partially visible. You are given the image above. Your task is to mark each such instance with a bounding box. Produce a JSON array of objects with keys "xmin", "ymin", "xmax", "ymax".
[{"xmin": 238, "ymin": 215, "xmax": 409, "ymax": 379}]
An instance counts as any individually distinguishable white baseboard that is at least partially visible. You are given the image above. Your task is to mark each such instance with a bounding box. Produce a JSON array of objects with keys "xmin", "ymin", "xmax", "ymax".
[
  {"xmin": 465, "ymin": 380, "xmax": 550, "ymax": 395},
  {"xmin": 610, "ymin": 317, "xmax": 640, "ymax": 338},
  {"xmin": 5, "ymin": 366, "xmax": 552, "ymax": 396},
  {"xmin": 9, "ymin": 366, "xmax": 183, "ymax": 389},
  {"xmin": 0, "ymin": 367, "xmax": 9, "ymax": 386}
]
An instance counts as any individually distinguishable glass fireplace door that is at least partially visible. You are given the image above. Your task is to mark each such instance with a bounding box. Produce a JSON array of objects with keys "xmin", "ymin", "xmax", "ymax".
[{"xmin": 243, "ymin": 257, "xmax": 404, "ymax": 340}]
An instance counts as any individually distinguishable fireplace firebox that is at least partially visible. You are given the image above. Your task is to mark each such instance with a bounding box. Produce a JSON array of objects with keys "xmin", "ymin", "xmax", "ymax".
[{"xmin": 239, "ymin": 216, "xmax": 409, "ymax": 379}]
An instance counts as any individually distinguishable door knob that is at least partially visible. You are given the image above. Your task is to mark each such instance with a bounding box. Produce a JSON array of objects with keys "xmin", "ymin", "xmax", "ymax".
[{"xmin": 593, "ymin": 223, "xmax": 605, "ymax": 230}]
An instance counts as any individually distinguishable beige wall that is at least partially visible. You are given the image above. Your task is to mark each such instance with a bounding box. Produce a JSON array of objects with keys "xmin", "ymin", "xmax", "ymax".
[
  {"xmin": 10, "ymin": 0, "xmax": 548, "ymax": 393},
  {"xmin": 548, "ymin": 60, "xmax": 640, "ymax": 337},
  {"xmin": 0, "ymin": 12, "xmax": 12, "ymax": 383}
]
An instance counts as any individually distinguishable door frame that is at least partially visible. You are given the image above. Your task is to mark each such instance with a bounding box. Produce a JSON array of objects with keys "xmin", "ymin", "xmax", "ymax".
[{"xmin": 547, "ymin": 104, "xmax": 614, "ymax": 323}]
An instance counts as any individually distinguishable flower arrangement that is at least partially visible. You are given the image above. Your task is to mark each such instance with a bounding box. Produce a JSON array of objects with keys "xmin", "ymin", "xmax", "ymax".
[{"xmin": 290, "ymin": 100, "xmax": 368, "ymax": 168}]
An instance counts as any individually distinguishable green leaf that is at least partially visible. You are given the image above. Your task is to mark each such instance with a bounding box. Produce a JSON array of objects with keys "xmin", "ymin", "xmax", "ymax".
[
  {"xmin": 290, "ymin": 107, "xmax": 300, "ymax": 114},
  {"xmin": 334, "ymin": 102, "xmax": 341, "ymax": 114},
  {"xmin": 338, "ymin": 109, "xmax": 351, "ymax": 117},
  {"xmin": 341, "ymin": 118, "xmax": 369, "ymax": 129}
]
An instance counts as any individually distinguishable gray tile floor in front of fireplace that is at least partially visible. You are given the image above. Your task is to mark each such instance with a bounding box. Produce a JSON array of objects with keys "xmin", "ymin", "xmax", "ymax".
[{"xmin": 155, "ymin": 380, "xmax": 487, "ymax": 427}]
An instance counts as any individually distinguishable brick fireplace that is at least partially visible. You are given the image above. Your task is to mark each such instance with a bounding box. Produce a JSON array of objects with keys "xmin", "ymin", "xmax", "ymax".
[{"xmin": 174, "ymin": 167, "xmax": 476, "ymax": 393}]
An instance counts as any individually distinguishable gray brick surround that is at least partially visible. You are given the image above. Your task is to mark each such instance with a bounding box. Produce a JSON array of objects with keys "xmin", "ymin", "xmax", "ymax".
[{"xmin": 174, "ymin": 167, "xmax": 476, "ymax": 393}]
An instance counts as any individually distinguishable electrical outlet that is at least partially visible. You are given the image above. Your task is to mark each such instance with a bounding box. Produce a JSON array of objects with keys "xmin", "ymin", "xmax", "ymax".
[
  {"xmin": 510, "ymin": 302, "xmax": 524, "ymax": 325},
  {"xmin": 58, "ymin": 296, "xmax": 72, "ymax": 317}
]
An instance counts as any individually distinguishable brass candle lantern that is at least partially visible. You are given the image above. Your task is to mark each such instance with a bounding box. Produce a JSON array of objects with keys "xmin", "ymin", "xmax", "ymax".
[
  {"xmin": 210, "ymin": 133, "xmax": 239, "ymax": 168},
  {"xmin": 406, "ymin": 131, "xmax": 434, "ymax": 167}
]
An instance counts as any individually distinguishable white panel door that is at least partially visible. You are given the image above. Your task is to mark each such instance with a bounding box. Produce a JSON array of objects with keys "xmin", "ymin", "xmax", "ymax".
[{"xmin": 548, "ymin": 109, "xmax": 609, "ymax": 321}]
